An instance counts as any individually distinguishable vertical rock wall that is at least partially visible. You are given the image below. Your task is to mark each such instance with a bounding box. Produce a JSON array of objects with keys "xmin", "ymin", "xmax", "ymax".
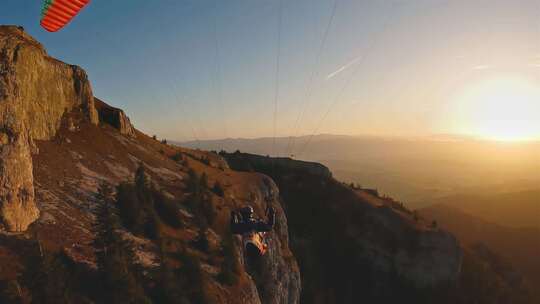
[
  {"xmin": 0, "ymin": 26, "xmax": 98, "ymax": 231},
  {"xmin": 242, "ymin": 175, "xmax": 301, "ymax": 304}
]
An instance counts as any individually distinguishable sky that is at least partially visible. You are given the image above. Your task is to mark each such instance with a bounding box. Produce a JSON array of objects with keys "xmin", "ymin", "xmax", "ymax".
[{"xmin": 2, "ymin": 0, "xmax": 540, "ymax": 143}]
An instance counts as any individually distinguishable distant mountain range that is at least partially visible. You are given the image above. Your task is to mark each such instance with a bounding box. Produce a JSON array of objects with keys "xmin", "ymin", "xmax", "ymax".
[{"xmin": 176, "ymin": 134, "xmax": 540, "ymax": 208}]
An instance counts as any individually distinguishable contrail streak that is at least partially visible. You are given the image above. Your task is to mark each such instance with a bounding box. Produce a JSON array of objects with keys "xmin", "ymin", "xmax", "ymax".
[
  {"xmin": 472, "ymin": 64, "xmax": 492, "ymax": 70},
  {"xmin": 327, "ymin": 56, "xmax": 362, "ymax": 79}
]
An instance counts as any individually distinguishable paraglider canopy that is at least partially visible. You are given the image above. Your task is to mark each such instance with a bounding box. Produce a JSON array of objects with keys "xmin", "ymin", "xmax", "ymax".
[{"xmin": 40, "ymin": 0, "xmax": 90, "ymax": 32}]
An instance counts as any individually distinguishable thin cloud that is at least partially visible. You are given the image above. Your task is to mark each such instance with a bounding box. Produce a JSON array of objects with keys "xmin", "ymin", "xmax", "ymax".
[
  {"xmin": 327, "ymin": 56, "xmax": 362, "ymax": 79},
  {"xmin": 472, "ymin": 64, "xmax": 492, "ymax": 70}
]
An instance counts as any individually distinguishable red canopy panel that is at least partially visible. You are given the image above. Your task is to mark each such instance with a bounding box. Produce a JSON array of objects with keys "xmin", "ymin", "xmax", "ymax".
[{"xmin": 40, "ymin": 0, "xmax": 91, "ymax": 32}]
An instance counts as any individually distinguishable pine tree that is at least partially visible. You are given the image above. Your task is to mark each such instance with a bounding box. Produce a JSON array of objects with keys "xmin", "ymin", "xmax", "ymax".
[
  {"xmin": 93, "ymin": 183, "xmax": 152, "ymax": 304},
  {"xmin": 135, "ymin": 163, "xmax": 149, "ymax": 191},
  {"xmin": 192, "ymin": 226, "xmax": 210, "ymax": 253},
  {"xmin": 212, "ymin": 181, "xmax": 224, "ymax": 197},
  {"xmin": 116, "ymin": 167, "xmax": 160, "ymax": 239},
  {"xmin": 94, "ymin": 184, "xmax": 122, "ymax": 279}
]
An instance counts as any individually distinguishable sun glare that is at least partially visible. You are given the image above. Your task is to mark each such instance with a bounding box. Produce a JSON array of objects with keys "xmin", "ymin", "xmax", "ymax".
[{"xmin": 452, "ymin": 76, "xmax": 540, "ymax": 141}]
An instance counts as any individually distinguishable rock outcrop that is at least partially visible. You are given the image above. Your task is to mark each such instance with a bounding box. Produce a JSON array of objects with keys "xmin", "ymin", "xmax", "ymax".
[
  {"xmin": 94, "ymin": 97, "xmax": 136, "ymax": 137},
  {"xmin": 225, "ymin": 152, "xmax": 332, "ymax": 178},
  {"xmin": 0, "ymin": 130, "xmax": 37, "ymax": 232},
  {"xmin": 357, "ymin": 206, "xmax": 463, "ymax": 287},
  {"xmin": 0, "ymin": 25, "xmax": 98, "ymax": 231},
  {"xmin": 241, "ymin": 175, "xmax": 301, "ymax": 304}
]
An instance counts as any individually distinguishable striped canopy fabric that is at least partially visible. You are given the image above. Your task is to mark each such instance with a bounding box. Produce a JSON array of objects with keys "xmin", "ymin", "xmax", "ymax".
[{"xmin": 40, "ymin": 0, "xmax": 90, "ymax": 32}]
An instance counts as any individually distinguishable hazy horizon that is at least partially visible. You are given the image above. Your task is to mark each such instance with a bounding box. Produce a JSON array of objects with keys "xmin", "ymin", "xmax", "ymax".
[
  {"xmin": 175, "ymin": 132, "xmax": 540, "ymax": 143},
  {"xmin": 181, "ymin": 134, "xmax": 540, "ymax": 207}
]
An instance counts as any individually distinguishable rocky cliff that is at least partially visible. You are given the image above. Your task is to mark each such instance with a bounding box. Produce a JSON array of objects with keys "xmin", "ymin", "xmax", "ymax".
[
  {"xmin": 0, "ymin": 25, "xmax": 99, "ymax": 231},
  {"xmin": 223, "ymin": 152, "xmax": 462, "ymax": 301},
  {"xmin": 225, "ymin": 152, "xmax": 332, "ymax": 179},
  {"xmin": 222, "ymin": 152, "xmax": 537, "ymax": 304},
  {"xmin": 0, "ymin": 26, "xmax": 300, "ymax": 303}
]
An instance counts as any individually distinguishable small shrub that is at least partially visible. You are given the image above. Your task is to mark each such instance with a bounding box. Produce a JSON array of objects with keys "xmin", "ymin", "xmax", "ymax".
[
  {"xmin": 212, "ymin": 182, "xmax": 224, "ymax": 197},
  {"xmin": 364, "ymin": 188, "xmax": 379, "ymax": 197},
  {"xmin": 192, "ymin": 227, "xmax": 210, "ymax": 253},
  {"xmin": 200, "ymin": 156, "xmax": 210, "ymax": 165},
  {"xmin": 186, "ymin": 169, "xmax": 201, "ymax": 195},
  {"xmin": 200, "ymin": 172, "xmax": 208, "ymax": 189},
  {"xmin": 135, "ymin": 163, "xmax": 149, "ymax": 190},
  {"xmin": 201, "ymin": 198, "xmax": 215, "ymax": 226},
  {"xmin": 171, "ymin": 152, "xmax": 183, "ymax": 162},
  {"xmin": 154, "ymin": 192, "xmax": 183, "ymax": 228}
]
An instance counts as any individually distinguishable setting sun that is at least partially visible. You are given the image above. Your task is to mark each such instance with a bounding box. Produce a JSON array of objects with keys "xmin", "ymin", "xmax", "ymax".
[{"xmin": 452, "ymin": 76, "xmax": 540, "ymax": 141}]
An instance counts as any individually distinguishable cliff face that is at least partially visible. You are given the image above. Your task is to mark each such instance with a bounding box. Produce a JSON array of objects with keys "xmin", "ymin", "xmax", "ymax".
[
  {"xmin": 225, "ymin": 153, "xmax": 332, "ymax": 178},
  {"xmin": 239, "ymin": 175, "xmax": 301, "ymax": 304},
  {"xmin": 223, "ymin": 152, "xmax": 464, "ymax": 303},
  {"xmin": 0, "ymin": 26, "xmax": 99, "ymax": 231},
  {"xmin": 223, "ymin": 152, "xmax": 537, "ymax": 303}
]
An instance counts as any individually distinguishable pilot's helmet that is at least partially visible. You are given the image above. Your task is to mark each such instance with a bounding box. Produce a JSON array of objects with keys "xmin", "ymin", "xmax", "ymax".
[{"xmin": 240, "ymin": 206, "xmax": 254, "ymax": 219}]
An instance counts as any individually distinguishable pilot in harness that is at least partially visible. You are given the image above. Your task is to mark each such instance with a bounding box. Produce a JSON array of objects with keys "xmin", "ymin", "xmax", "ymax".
[{"xmin": 230, "ymin": 206, "xmax": 275, "ymax": 257}]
